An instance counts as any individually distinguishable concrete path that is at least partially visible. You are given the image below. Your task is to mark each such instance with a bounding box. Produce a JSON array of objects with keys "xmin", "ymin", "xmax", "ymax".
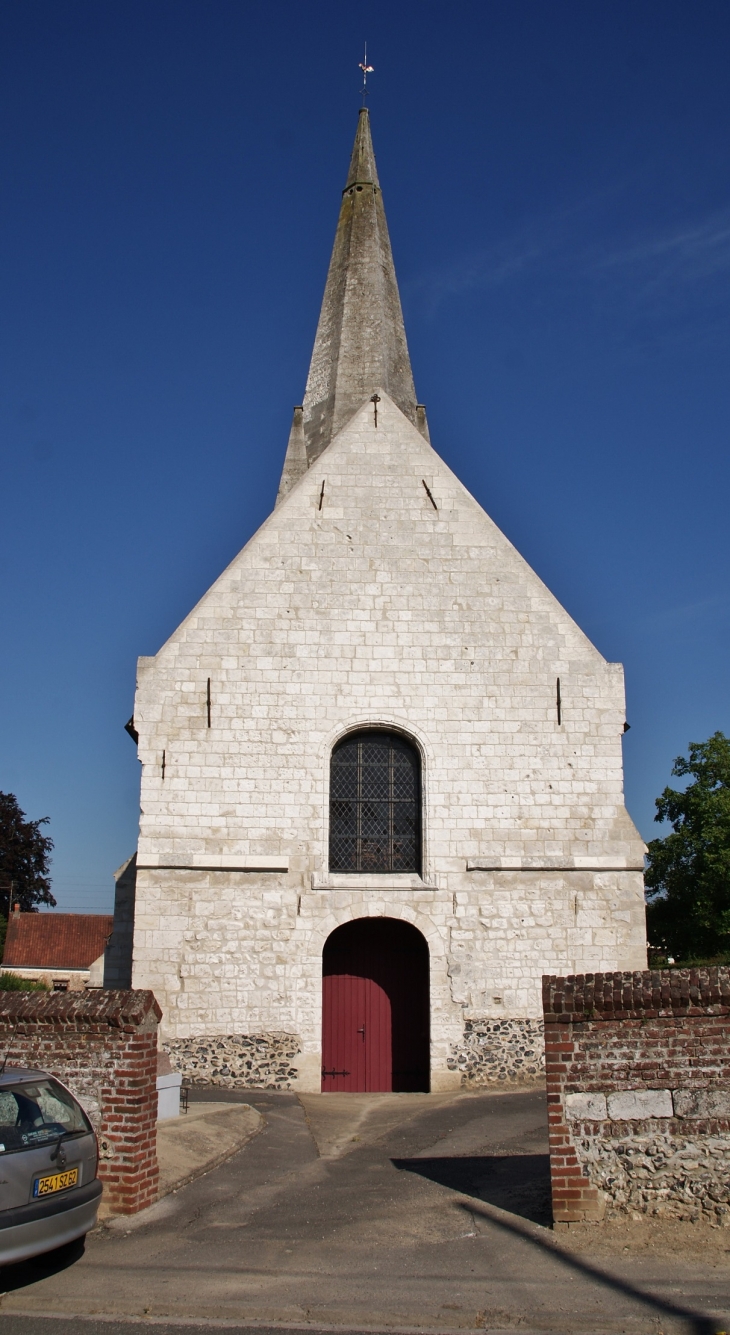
[
  {"xmin": 99, "ymin": 1102, "xmax": 264, "ymax": 1219},
  {"xmin": 0, "ymin": 1088, "xmax": 727, "ymax": 1334},
  {"xmin": 156, "ymin": 1101, "xmax": 263, "ymax": 1200}
]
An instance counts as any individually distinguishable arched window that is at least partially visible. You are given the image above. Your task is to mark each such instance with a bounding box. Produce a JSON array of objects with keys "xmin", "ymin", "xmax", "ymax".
[{"xmin": 329, "ymin": 731, "xmax": 421, "ymax": 874}]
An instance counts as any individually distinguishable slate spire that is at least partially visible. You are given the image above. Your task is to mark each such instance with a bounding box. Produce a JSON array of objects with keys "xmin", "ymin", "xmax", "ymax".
[{"xmin": 278, "ymin": 109, "xmax": 423, "ymax": 500}]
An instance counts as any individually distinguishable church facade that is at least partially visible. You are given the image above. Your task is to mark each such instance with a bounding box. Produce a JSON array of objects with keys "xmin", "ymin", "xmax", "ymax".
[{"xmin": 120, "ymin": 110, "xmax": 647, "ymax": 1091}]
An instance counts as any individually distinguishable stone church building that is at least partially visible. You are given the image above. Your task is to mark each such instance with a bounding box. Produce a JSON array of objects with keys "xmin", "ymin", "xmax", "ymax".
[{"xmin": 110, "ymin": 109, "xmax": 647, "ymax": 1091}]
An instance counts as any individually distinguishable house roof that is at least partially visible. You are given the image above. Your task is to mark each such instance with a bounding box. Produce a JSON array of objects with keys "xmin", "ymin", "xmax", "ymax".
[{"xmin": 2, "ymin": 913, "xmax": 114, "ymax": 971}]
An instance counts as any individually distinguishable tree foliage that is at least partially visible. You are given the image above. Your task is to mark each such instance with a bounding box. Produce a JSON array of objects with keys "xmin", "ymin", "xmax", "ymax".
[
  {"xmin": 645, "ymin": 733, "xmax": 730, "ymax": 959},
  {"xmin": 0, "ymin": 971, "xmax": 49, "ymax": 992},
  {"xmin": 0, "ymin": 793, "xmax": 56, "ymax": 913}
]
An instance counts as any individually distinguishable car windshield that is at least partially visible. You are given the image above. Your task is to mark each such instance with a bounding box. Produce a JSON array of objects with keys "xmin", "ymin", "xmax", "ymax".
[{"xmin": 0, "ymin": 1079, "xmax": 91, "ymax": 1152}]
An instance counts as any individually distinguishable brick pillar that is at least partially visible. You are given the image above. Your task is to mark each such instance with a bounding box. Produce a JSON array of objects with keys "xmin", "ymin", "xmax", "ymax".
[
  {"xmin": 0, "ymin": 989, "xmax": 162, "ymax": 1217},
  {"xmin": 97, "ymin": 1007, "xmax": 160, "ymax": 1214},
  {"xmin": 544, "ymin": 1019, "xmax": 605, "ymax": 1224}
]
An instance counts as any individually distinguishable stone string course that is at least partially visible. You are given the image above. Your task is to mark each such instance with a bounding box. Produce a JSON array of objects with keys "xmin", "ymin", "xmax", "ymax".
[
  {"xmin": 165, "ymin": 1033, "xmax": 301, "ymax": 1089},
  {"xmin": 543, "ymin": 968, "xmax": 730, "ymax": 1225},
  {"xmin": 449, "ymin": 1018, "xmax": 545, "ymax": 1084}
]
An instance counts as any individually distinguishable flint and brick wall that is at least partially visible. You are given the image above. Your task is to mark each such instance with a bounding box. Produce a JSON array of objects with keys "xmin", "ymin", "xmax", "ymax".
[
  {"xmin": 0, "ymin": 990, "xmax": 161, "ymax": 1216},
  {"xmin": 543, "ymin": 968, "xmax": 730, "ymax": 1226}
]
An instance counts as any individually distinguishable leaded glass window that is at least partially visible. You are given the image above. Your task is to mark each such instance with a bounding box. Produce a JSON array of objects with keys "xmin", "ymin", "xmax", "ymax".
[{"xmin": 329, "ymin": 731, "xmax": 421, "ymax": 873}]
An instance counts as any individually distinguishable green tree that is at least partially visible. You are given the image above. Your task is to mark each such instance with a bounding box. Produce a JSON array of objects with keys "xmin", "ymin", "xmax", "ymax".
[
  {"xmin": 645, "ymin": 732, "xmax": 730, "ymax": 959},
  {"xmin": 0, "ymin": 971, "xmax": 48, "ymax": 992},
  {"xmin": 0, "ymin": 792, "xmax": 56, "ymax": 914}
]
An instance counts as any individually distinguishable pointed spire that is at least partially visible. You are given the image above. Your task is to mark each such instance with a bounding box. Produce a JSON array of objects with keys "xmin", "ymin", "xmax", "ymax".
[
  {"xmin": 344, "ymin": 106, "xmax": 380, "ymax": 190},
  {"xmin": 277, "ymin": 109, "xmax": 424, "ymax": 500}
]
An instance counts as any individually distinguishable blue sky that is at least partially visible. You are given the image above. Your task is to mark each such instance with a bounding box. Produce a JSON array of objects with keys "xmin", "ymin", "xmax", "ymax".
[{"xmin": 2, "ymin": 1, "xmax": 729, "ymax": 912}]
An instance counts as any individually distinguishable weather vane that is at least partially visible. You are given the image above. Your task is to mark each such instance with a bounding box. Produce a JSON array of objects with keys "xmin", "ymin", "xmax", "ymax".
[{"xmin": 359, "ymin": 43, "xmax": 374, "ymax": 105}]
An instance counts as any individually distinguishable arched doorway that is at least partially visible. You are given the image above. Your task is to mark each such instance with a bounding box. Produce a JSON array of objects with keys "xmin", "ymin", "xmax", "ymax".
[{"xmin": 321, "ymin": 918, "xmax": 430, "ymax": 1093}]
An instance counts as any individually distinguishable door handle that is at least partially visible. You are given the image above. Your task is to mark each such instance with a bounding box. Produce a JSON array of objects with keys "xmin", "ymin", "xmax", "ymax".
[{"xmin": 357, "ymin": 1025, "xmax": 366, "ymax": 1041}]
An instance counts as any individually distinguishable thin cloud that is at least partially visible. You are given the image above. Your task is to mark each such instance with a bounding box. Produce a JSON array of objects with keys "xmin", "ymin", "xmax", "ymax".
[
  {"xmin": 644, "ymin": 593, "xmax": 729, "ymax": 632},
  {"xmin": 593, "ymin": 211, "xmax": 730, "ymax": 282},
  {"xmin": 407, "ymin": 192, "xmax": 730, "ymax": 325},
  {"xmin": 407, "ymin": 204, "xmax": 582, "ymax": 314}
]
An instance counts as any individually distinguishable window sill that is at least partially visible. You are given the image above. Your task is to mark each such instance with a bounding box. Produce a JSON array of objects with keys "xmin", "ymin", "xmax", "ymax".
[{"xmin": 310, "ymin": 873, "xmax": 437, "ymax": 891}]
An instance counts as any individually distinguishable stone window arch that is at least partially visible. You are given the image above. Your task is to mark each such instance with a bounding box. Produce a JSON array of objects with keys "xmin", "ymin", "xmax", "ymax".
[{"xmin": 329, "ymin": 730, "xmax": 421, "ymax": 874}]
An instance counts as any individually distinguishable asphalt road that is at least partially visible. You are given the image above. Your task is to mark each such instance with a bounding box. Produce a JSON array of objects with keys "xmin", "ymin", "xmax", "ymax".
[{"xmin": 0, "ymin": 1087, "xmax": 727, "ymax": 1335}]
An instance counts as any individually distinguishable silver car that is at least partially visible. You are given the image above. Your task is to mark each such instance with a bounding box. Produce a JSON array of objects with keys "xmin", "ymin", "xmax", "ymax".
[{"xmin": 0, "ymin": 1067, "xmax": 102, "ymax": 1265}]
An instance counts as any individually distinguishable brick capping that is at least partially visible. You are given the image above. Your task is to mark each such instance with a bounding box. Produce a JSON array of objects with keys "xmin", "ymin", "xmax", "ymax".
[
  {"xmin": 0, "ymin": 988, "xmax": 162, "ymax": 1029},
  {"xmin": 542, "ymin": 967, "xmax": 730, "ymax": 1022}
]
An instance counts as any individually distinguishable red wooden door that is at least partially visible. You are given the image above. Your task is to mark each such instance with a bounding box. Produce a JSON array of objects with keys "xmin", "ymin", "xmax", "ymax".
[
  {"xmin": 321, "ymin": 972, "xmax": 392, "ymax": 1092},
  {"xmin": 321, "ymin": 918, "xmax": 429, "ymax": 1093}
]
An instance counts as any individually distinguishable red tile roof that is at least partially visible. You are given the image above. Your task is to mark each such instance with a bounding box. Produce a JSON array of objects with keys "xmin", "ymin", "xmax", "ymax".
[{"xmin": 2, "ymin": 914, "xmax": 114, "ymax": 971}]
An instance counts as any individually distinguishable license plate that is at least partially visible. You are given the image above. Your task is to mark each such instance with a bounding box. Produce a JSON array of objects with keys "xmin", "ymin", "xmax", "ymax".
[{"xmin": 33, "ymin": 1167, "xmax": 79, "ymax": 1198}]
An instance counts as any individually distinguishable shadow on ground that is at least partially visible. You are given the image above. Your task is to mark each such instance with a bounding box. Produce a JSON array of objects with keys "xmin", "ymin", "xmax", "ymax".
[
  {"xmin": 0, "ymin": 1236, "xmax": 86, "ymax": 1292},
  {"xmin": 393, "ymin": 1151, "xmax": 552, "ymax": 1226},
  {"xmin": 458, "ymin": 1200, "xmax": 720, "ymax": 1335}
]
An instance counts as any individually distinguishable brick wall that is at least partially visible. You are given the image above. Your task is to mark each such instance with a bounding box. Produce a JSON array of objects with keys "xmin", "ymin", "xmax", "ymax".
[
  {"xmin": 0, "ymin": 990, "xmax": 161, "ymax": 1216},
  {"xmin": 543, "ymin": 969, "xmax": 730, "ymax": 1225}
]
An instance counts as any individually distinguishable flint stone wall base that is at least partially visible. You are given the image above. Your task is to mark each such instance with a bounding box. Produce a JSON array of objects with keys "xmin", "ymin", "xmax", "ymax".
[
  {"xmin": 165, "ymin": 1033, "xmax": 300, "ymax": 1089},
  {"xmin": 448, "ymin": 1017, "xmax": 545, "ymax": 1085},
  {"xmin": 574, "ymin": 1125, "xmax": 730, "ymax": 1225}
]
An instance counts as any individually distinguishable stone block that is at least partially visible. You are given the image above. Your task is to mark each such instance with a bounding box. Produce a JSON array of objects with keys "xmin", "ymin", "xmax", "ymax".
[
  {"xmin": 673, "ymin": 1088, "xmax": 730, "ymax": 1119},
  {"xmin": 607, "ymin": 1088, "xmax": 673, "ymax": 1120},
  {"xmin": 565, "ymin": 1092, "xmax": 607, "ymax": 1120}
]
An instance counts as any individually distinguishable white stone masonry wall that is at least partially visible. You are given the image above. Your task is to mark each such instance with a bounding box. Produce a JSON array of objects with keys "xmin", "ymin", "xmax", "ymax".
[{"xmin": 131, "ymin": 395, "xmax": 646, "ymax": 1088}]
